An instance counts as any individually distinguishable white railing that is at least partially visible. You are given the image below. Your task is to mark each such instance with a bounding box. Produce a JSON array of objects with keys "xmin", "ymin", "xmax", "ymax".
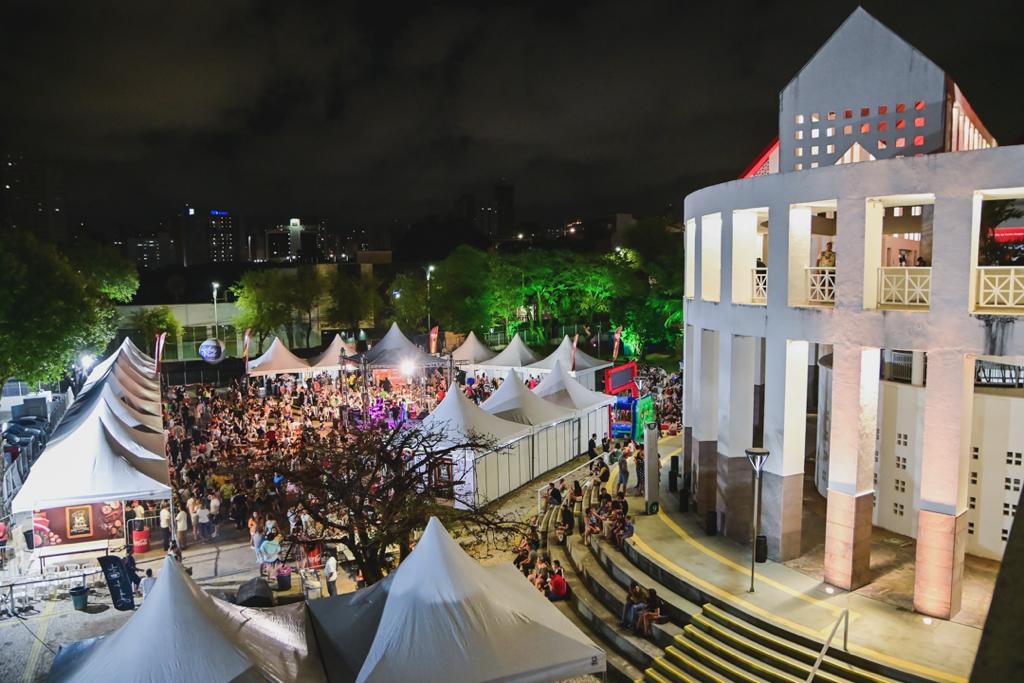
[
  {"xmin": 877, "ymin": 267, "xmax": 931, "ymax": 307},
  {"xmin": 805, "ymin": 267, "xmax": 836, "ymax": 304},
  {"xmin": 751, "ymin": 268, "xmax": 767, "ymax": 304},
  {"xmin": 806, "ymin": 608, "xmax": 849, "ymax": 682},
  {"xmin": 536, "ymin": 454, "xmax": 604, "ymax": 513},
  {"xmin": 977, "ymin": 266, "xmax": 1024, "ymax": 309}
]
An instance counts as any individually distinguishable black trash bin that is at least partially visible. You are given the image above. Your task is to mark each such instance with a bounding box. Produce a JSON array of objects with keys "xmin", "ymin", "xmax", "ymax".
[
  {"xmin": 755, "ymin": 534, "xmax": 768, "ymax": 563},
  {"xmin": 69, "ymin": 585, "xmax": 88, "ymax": 611},
  {"xmin": 276, "ymin": 565, "xmax": 293, "ymax": 591}
]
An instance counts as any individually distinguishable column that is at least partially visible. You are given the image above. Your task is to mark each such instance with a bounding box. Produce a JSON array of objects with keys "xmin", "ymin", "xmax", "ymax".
[
  {"xmin": 731, "ymin": 210, "xmax": 759, "ymax": 305},
  {"xmin": 914, "ymin": 351, "xmax": 973, "ymax": 619},
  {"xmin": 911, "ymin": 351, "xmax": 925, "ymax": 387},
  {"xmin": 823, "ymin": 345, "xmax": 879, "ymax": 590},
  {"xmin": 693, "ymin": 328, "xmax": 719, "ymax": 520},
  {"xmin": 760, "ymin": 336, "xmax": 808, "ymax": 560},
  {"xmin": 857, "ymin": 199, "xmax": 884, "ymax": 309},
  {"xmin": 717, "ymin": 334, "xmax": 756, "ymax": 543},
  {"xmin": 787, "ymin": 206, "xmax": 812, "ymax": 306},
  {"xmin": 683, "ymin": 323, "xmax": 696, "ymax": 472},
  {"xmin": 701, "ymin": 213, "xmax": 722, "ymax": 302}
]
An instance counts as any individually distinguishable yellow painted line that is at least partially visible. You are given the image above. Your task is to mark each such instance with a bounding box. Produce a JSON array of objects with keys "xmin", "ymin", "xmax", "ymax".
[{"xmin": 22, "ymin": 598, "xmax": 57, "ymax": 683}]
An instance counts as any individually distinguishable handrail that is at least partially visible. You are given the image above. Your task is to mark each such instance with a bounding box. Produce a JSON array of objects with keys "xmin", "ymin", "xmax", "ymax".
[
  {"xmin": 806, "ymin": 608, "xmax": 849, "ymax": 682},
  {"xmin": 536, "ymin": 454, "xmax": 605, "ymax": 513}
]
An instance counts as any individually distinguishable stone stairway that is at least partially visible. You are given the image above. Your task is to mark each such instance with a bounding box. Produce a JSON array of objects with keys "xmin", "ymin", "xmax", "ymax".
[{"xmin": 537, "ymin": 474, "xmax": 936, "ymax": 683}]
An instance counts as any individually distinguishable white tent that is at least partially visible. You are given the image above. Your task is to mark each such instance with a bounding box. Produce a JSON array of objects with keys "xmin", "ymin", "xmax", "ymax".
[
  {"xmin": 471, "ymin": 333, "xmax": 539, "ymax": 379},
  {"xmin": 420, "ymin": 388, "xmax": 532, "ymax": 506},
  {"xmin": 525, "ymin": 335, "xmax": 611, "ymax": 390},
  {"xmin": 310, "ymin": 334, "xmax": 358, "ymax": 371},
  {"xmin": 353, "ymin": 322, "xmax": 446, "ymax": 368},
  {"xmin": 341, "ymin": 517, "xmax": 605, "ymax": 683},
  {"xmin": 534, "ymin": 360, "xmax": 615, "ymax": 453},
  {"xmin": 248, "ymin": 337, "xmax": 311, "ymax": 376},
  {"xmin": 49, "ymin": 557, "xmax": 326, "ymax": 683},
  {"xmin": 481, "ymin": 371, "xmax": 579, "ymax": 474},
  {"xmin": 450, "ymin": 330, "xmax": 495, "ymax": 364}
]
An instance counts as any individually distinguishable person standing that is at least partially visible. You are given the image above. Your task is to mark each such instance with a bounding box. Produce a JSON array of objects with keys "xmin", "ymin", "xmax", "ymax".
[
  {"xmin": 175, "ymin": 507, "xmax": 189, "ymax": 550},
  {"xmin": 587, "ymin": 434, "xmax": 598, "ymax": 460},
  {"xmin": 324, "ymin": 551, "xmax": 339, "ymax": 597},
  {"xmin": 208, "ymin": 493, "xmax": 221, "ymax": 538},
  {"xmin": 159, "ymin": 503, "xmax": 172, "ymax": 551},
  {"xmin": 124, "ymin": 546, "xmax": 142, "ymax": 593},
  {"xmin": 616, "ymin": 452, "xmax": 630, "ymax": 495},
  {"xmin": 140, "ymin": 568, "xmax": 157, "ymax": 598}
]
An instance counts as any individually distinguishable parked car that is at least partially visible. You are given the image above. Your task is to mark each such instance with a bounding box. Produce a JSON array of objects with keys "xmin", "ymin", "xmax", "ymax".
[
  {"xmin": 12, "ymin": 415, "xmax": 50, "ymax": 431},
  {"xmin": 3, "ymin": 423, "xmax": 45, "ymax": 446}
]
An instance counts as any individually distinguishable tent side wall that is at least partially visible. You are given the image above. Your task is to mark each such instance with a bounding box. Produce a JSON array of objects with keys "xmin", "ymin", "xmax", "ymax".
[
  {"xmin": 531, "ymin": 419, "xmax": 577, "ymax": 477},
  {"xmin": 471, "ymin": 437, "xmax": 533, "ymax": 506},
  {"xmin": 580, "ymin": 405, "xmax": 611, "ymax": 452}
]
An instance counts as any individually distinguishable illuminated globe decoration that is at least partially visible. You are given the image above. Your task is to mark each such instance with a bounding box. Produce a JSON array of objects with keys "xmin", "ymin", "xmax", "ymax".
[{"xmin": 198, "ymin": 338, "xmax": 226, "ymax": 365}]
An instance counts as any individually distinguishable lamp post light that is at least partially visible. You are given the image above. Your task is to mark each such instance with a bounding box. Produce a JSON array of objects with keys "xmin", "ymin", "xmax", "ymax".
[
  {"xmin": 424, "ymin": 264, "xmax": 435, "ymax": 332},
  {"xmin": 212, "ymin": 281, "xmax": 221, "ymax": 340},
  {"xmin": 745, "ymin": 447, "xmax": 769, "ymax": 592}
]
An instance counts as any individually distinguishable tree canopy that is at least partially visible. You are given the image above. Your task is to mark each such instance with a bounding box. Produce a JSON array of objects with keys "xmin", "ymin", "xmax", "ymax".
[{"xmin": 125, "ymin": 306, "xmax": 183, "ymax": 354}]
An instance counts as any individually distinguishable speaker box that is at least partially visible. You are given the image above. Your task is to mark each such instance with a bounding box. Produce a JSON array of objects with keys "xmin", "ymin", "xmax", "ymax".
[
  {"xmin": 678, "ymin": 486, "xmax": 689, "ymax": 512},
  {"xmin": 669, "ymin": 455, "xmax": 679, "ymax": 474},
  {"xmin": 236, "ymin": 577, "xmax": 274, "ymax": 607},
  {"xmin": 668, "ymin": 470, "xmax": 678, "ymax": 493},
  {"xmin": 705, "ymin": 511, "xmax": 718, "ymax": 536}
]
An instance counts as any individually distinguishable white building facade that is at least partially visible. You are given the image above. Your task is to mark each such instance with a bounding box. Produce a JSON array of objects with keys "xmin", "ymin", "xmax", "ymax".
[{"xmin": 682, "ymin": 9, "xmax": 1024, "ymax": 620}]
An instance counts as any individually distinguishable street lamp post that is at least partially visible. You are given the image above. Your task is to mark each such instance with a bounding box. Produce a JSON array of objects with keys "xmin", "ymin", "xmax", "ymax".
[
  {"xmin": 424, "ymin": 265, "xmax": 435, "ymax": 332},
  {"xmin": 212, "ymin": 282, "xmax": 221, "ymax": 340},
  {"xmin": 745, "ymin": 447, "xmax": 769, "ymax": 592}
]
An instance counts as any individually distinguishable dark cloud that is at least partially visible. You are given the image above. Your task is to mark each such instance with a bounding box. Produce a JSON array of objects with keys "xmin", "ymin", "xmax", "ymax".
[{"xmin": 1, "ymin": 0, "xmax": 1022, "ymax": 231}]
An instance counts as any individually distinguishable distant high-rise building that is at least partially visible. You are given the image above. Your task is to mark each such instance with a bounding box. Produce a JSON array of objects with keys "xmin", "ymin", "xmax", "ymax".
[
  {"xmin": 265, "ymin": 217, "xmax": 330, "ymax": 262},
  {"xmin": 494, "ymin": 180, "xmax": 515, "ymax": 237},
  {"xmin": 0, "ymin": 153, "xmax": 66, "ymax": 242},
  {"xmin": 134, "ymin": 232, "xmax": 174, "ymax": 270},
  {"xmin": 207, "ymin": 210, "xmax": 235, "ymax": 263},
  {"xmin": 175, "ymin": 206, "xmax": 243, "ymax": 265}
]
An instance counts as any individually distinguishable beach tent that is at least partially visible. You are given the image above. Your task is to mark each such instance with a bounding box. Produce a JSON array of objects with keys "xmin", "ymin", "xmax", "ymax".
[
  {"xmin": 419, "ymin": 388, "xmax": 532, "ymax": 506},
  {"xmin": 308, "ymin": 517, "xmax": 605, "ymax": 683},
  {"xmin": 533, "ymin": 360, "xmax": 615, "ymax": 452},
  {"xmin": 247, "ymin": 337, "xmax": 311, "ymax": 376},
  {"xmin": 49, "ymin": 557, "xmax": 326, "ymax": 683},
  {"xmin": 471, "ymin": 333, "xmax": 539, "ymax": 380},
  {"xmin": 481, "ymin": 371, "xmax": 579, "ymax": 474},
  {"xmin": 351, "ymin": 322, "xmax": 446, "ymax": 368},
  {"xmin": 310, "ymin": 334, "xmax": 358, "ymax": 371},
  {"xmin": 450, "ymin": 331, "xmax": 495, "ymax": 365},
  {"xmin": 525, "ymin": 335, "xmax": 611, "ymax": 390}
]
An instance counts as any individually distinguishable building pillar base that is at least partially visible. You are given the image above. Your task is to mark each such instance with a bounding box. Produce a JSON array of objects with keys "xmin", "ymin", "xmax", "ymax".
[
  {"xmin": 717, "ymin": 453, "xmax": 753, "ymax": 544},
  {"xmin": 760, "ymin": 471, "xmax": 803, "ymax": 561},
  {"xmin": 691, "ymin": 437, "xmax": 717, "ymax": 521},
  {"xmin": 913, "ymin": 509, "xmax": 967, "ymax": 619},
  {"xmin": 683, "ymin": 426, "xmax": 693, "ymax": 473},
  {"xmin": 823, "ymin": 490, "xmax": 873, "ymax": 590}
]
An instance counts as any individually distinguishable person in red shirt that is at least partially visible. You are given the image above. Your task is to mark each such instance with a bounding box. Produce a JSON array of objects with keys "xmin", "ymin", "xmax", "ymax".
[{"xmin": 546, "ymin": 572, "xmax": 569, "ymax": 602}]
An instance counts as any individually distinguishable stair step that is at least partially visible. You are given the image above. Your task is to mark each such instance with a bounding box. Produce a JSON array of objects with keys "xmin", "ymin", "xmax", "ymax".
[
  {"xmin": 651, "ymin": 657, "xmax": 700, "ymax": 683},
  {"xmin": 662, "ymin": 645, "xmax": 732, "ymax": 683},
  {"xmin": 682, "ymin": 624, "xmax": 803, "ymax": 683},
  {"xmin": 552, "ymin": 600, "xmax": 644, "ymax": 683},
  {"xmin": 701, "ymin": 604, "xmax": 898, "ymax": 683},
  {"xmin": 644, "ymin": 666, "xmax": 676, "ymax": 683},
  {"xmin": 670, "ymin": 639, "xmax": 770, "ymax": 683}
]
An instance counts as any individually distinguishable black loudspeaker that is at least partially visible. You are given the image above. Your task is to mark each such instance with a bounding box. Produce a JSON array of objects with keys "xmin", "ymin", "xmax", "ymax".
[
  {"xmin": 668, "ymin": 470, "xmax": 678, "ymax": 493},
  {"xmin": 705, "ymin": 511, "xmax": 718, "ymax": 536},
  {"xmin": 678, "ymin": 484, "xmax": 689, "ymax": 512},
  {"xmin": 755, "ymin": 534, "xmax": 768, "ymax": 563},
  {"xmin": 670, "ymin": 455, "xmax": 679, "ymax": 474},
  {"xmin": 236, "ymin": 578, "xmax": 274, "ymax": 607}
]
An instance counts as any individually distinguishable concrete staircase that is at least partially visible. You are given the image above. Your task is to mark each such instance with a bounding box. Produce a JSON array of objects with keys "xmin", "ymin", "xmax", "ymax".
[{"xmin": 537, "ymin": 479, "xmax": 936, "ymax": 683}]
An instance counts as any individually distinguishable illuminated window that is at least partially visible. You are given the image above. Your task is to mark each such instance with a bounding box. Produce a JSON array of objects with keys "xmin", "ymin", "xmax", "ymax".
[
  {"xmin": 810, "ymin": 162, "xmax": 819, "ymax": 168},
  {"xmin": 826, "ymin": 127, "xmax": 835, "ymax": 137},
  {"xmin": 795, "ymin": 130, "xmax": 804, "ymax": 140},
  {"xmin": 860, "ymin": 123, "xmax": 871, "ymax": 133},
  {"xmin": 844, "ymin": 109, "xmax": 853, "ymax": 119},
  {"xmin": 843, "ymin": 124, "xmax": 853, "ymax": 135},
  {"xmin": 878, "ymin": 121, "xmax": 888, "ymax": 132},
  {"xmin": 914, "ymin": 100, "xmax": 925, "ymax": 110},
  {"xmin": 795, "ymin": 114, "xmax": 805, "ymax": 124},
  {"xmin": 914, "ymin": 117, "xmax": 925, "ymax": 127},
  {"xmin": 811, "ymin": 128, "xmax": 820, "ymax": 139},
  {"xmin": 878, "ymin": 105, "xmax": 888, "ymax": 115},
  {"xmin": 811, "ymin": 112, "xmax": 820, "ymax": 122},
  {"xmin": 895, "ymin": 102, "xmax": 907, "ymax": 113},
  {"xmin": 860, "ymin": 107, "xmax": 870, "ymax": 117},
  {"xmin": 913, "ymin": 135, "xmax": 925, "ymax": 146},
  {"xmin": 895, "ymin": 137, "xmax": 906, "ymax": 148},
  {"xmin": 877, "ymin": 139, "xmax": 888, "ymax": 150},
  {"xmin": 794, "ymin": 163, "xmax": 803, "ymax": 171},
  {"xmin": 826, "ymin": 144, "xmax": 835, "ymax": 154},
  {"xmin": 911, "ymin": 205, "xmax": 922, "ymax": 217},
  {"xmin": 795, "ymin": 147, "xmax": 803, "ymax": 157},
  {"xmin": 893, "ymin": 207, "xmax": 904, "ymax": 217},
  {"xmin": 895, "ymin": 119, "xmax": 906, "ymax": 129},
  {"xmin": 827, "ymin": 111, "xmax": 836, "ymax": 121},
  {"xmin": 811, "ymin": 145, "xmax": 819, "ymax": 155}
]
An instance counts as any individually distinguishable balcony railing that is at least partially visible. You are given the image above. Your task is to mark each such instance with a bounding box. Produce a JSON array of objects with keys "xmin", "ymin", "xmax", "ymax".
[
  {"xmin": 878, "ymin": 267, "xmax": 931, "ymax": 307},
  {"xmin": 977, "ymin": 266, "xmax": 1024, "ymax": 310},
  {"xmin": 805, "ymin": 267, "xmax": 836, "ymax": 305},
  {"xmin": 751, "ymin": 267, "xmax": 767, "ymax": 304}
]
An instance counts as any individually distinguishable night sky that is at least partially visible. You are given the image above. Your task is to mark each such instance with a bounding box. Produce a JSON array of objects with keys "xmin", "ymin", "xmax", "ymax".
[{"xmin": 2, "ymin": 1, "xmax": 1022, "ymax": 232}]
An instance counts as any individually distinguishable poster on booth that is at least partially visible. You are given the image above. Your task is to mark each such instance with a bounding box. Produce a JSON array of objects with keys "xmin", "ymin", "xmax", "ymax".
[{"xmin": 31, "ymin": 502, "xmax": 124, "ymax": 549}]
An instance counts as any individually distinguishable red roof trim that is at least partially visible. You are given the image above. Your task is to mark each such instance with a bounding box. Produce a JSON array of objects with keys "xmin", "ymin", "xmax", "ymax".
[{"xmin": 739, "ymin": 138, "xmax": 779, "ymax": 179}]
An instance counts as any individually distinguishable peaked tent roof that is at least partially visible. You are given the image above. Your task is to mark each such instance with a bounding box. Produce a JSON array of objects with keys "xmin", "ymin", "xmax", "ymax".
[
  {"xmin": 481, "ymin": 370, "xmax": 577, "ymax": 427},
  {"xmin": 310, "ymin": 334, "xmax": 358, "ymax": 370},
  {"xmin": 450, "ymin": 330, "xmax": 496, "ymax": 364},
  {"xmin": 474, "ymin": 333, "xmax": 539, "ymax": 369},
  {"xmin": 420, "ymin": 385, "xmax": 531, "ymax": 449},
  {"xmin": 527, "ymin": 335, "xmax": 610, "ymax": 373},
  {"xmin": 350, "ymin": 322, "xmax": 446, "ymax": 368},
  {"xmin": 49, "ymin": 557, "xmax": 326, "ymax": 683},
  {"xmin": 532, "ymin": 360, "xmax": 616, "ymax": 411},
  {"xmin": 248, "ymin": 337, "xmax": 311, "ymax": 376},
  {"xmin": 348, "ymin": 517, "xmax": 605, "ymax": 683}
]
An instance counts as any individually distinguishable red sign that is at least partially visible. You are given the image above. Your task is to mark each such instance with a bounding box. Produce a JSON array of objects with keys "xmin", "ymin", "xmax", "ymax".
[
  {"xmin": 429, "ymin": 326, "xmax": 439, "ymax": 354},
  {"xmin": 992, "ymin": 226, "xmax": 1024, "ymax": 243}
]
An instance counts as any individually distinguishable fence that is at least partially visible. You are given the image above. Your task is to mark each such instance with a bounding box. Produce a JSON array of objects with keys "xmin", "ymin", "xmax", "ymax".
[
  {"xmin": 976, "ymin": 266, "xmax": 1024, "ymax": 309},
  {"xmin": 805, "ymin": 267, "xmax": 836, "ymax": 304}
]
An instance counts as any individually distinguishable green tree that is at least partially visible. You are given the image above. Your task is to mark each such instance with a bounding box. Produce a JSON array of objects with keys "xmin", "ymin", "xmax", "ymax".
[
  {"xmin": 326, "ymin": 269, "xmax": 384, "ymax": 331},
  {"xmin": 389, "ymin": 271, "xmax": 427, "ymax": 330},
  {"xmin": 231, "ymin": 270, "xmax": 292, "ymax": 353},
  {"xmin": 125, "ymin": 306, "xmax": 183, "ymax": 354},
  {"xmin": 432, "ymin": 246, "xmax": 492, "ymax": 333},
  {"xmin": 485, "ymin": 251, "xmax": 526, "ymax": 336},
  {"xmin": 290, "ymin": 266, "xmax": 324, "ymax": 348},
  {"xmin": 70, "ymin": 241, "xmax": 140, "ymax": 304}
]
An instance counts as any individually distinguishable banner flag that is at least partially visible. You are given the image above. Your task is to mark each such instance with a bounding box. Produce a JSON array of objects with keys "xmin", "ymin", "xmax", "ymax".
[
  {"xmin": 154, "ymin": 331, "xmax": 167, "ymax": 374},
  {"xmin": 242, "ymin": 328, "xmax": 252, "ymax": 372},
  {"xmin": 571, "ymin": 333, "xmax": 579, "ymax": 371},
  {"xmin": 612, "ymin": 326, "xmax": 623, "ymax": 362},
  {"xmin": 430, "ymin": 326, "xmax": 440, "ymax": 354}
]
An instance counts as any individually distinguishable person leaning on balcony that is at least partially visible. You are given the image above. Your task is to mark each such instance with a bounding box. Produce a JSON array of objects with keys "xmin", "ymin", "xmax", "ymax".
[
  {"xmin": 817, "ymin": 241, "xmax": 836, "ymax": 267},
  {"xmin": 916, "ymin": 256, "xmax": 927, "ymax": 267}
]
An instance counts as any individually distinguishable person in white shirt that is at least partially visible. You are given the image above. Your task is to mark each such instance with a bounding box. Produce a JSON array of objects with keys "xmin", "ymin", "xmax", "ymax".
[
  {"xmin": 175, "ymin": 509, "xmax": 189, "ymax": 550},
  {"xmin": 208, "ymin": 494, "xmax": 221, "ymax": 538},
  {"xmin": 324, "ymin": 552, "xmax": 339, "ymax": 596},
  {"xmin": 196, "ymin": 505, "xmax": 210, "ymax": 541},
  {"xmin": 159, "ymin": 503, "xmax": 172, "ymax": 551},
  {"xmin": 140, "ymin": 568, "xmax": 157, "ymax": 597}
]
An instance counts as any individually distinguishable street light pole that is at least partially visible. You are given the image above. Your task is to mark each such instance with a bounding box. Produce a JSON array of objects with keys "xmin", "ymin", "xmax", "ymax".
[
  {"xmin": 212, "ymin": 282, "xmax": 220, "ymax": 340},
  {"xmin": 745, "ymin": 447, "xmax": 769, "ymax": 592},
  {"xmin": 424, "ymin": 265, "xmax": 435, "ymax": 332}
]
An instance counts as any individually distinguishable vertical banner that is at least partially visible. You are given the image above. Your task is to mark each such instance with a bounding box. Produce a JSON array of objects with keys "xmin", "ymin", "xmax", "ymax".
[
  {"xmin": 612, "ymin": 325, "xmax": 623, "ymax": 362},
  {"xmin": 242, "ymin": 328, "xmax": 252, "ymax": 371},
  {"xmin": 430, "ymin": 326, "xmax": 439, "ymax": 354},
  {"xmin": 154, "ymin": 331, "xmax": 167, "ymax": 374},
  {"xmin": 97, "ymin": 555, "xmax": 136, "ymax": 611},
  {"xmin": 643, "ymin": 422, "xmax": 660, "ymax": 512},
  {"xmin": 571, "ymin": 333, "xmax": 579, "ymax": 371}
]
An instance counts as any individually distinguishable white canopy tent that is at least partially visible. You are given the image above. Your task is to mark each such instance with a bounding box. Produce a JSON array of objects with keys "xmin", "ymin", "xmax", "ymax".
[
  {"xmin": 419, "ymin": 388, "xmax": 531, "ymax": 507},
  {"xmin": 310, "ymin": 334, "xmax": 358, "ymax": 371},
  {"xmin": 50, "ymin": 556, "xmax": 326, "ymax": 683},
  {"xmin": 470, "ymin": 333, "xmax": 539, "ymax": 380},
  {"xmin": 310, "ymin": 517, "xmax": 605, "ymax": 683},
  {"xmin": 351, "ymin": 322, "xmax": 446, "ymax": 369},
  {"xmin": 247, "ymin": 337, "xmax": 311, "ymax": 376},
  {"xmin": 481, "ymin": 371, "xmax": 580, "ymax": 474},
  {"xmin": 525, "ymin": 335, "xmax": 612, "ymax": 390},
  {"xmin": 450, "ymin": 330, "xmax": 495, "ymax": 364},
  {"xmin": 533, "ymin": 359, "xmax": 615, "ymax": 453}
]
